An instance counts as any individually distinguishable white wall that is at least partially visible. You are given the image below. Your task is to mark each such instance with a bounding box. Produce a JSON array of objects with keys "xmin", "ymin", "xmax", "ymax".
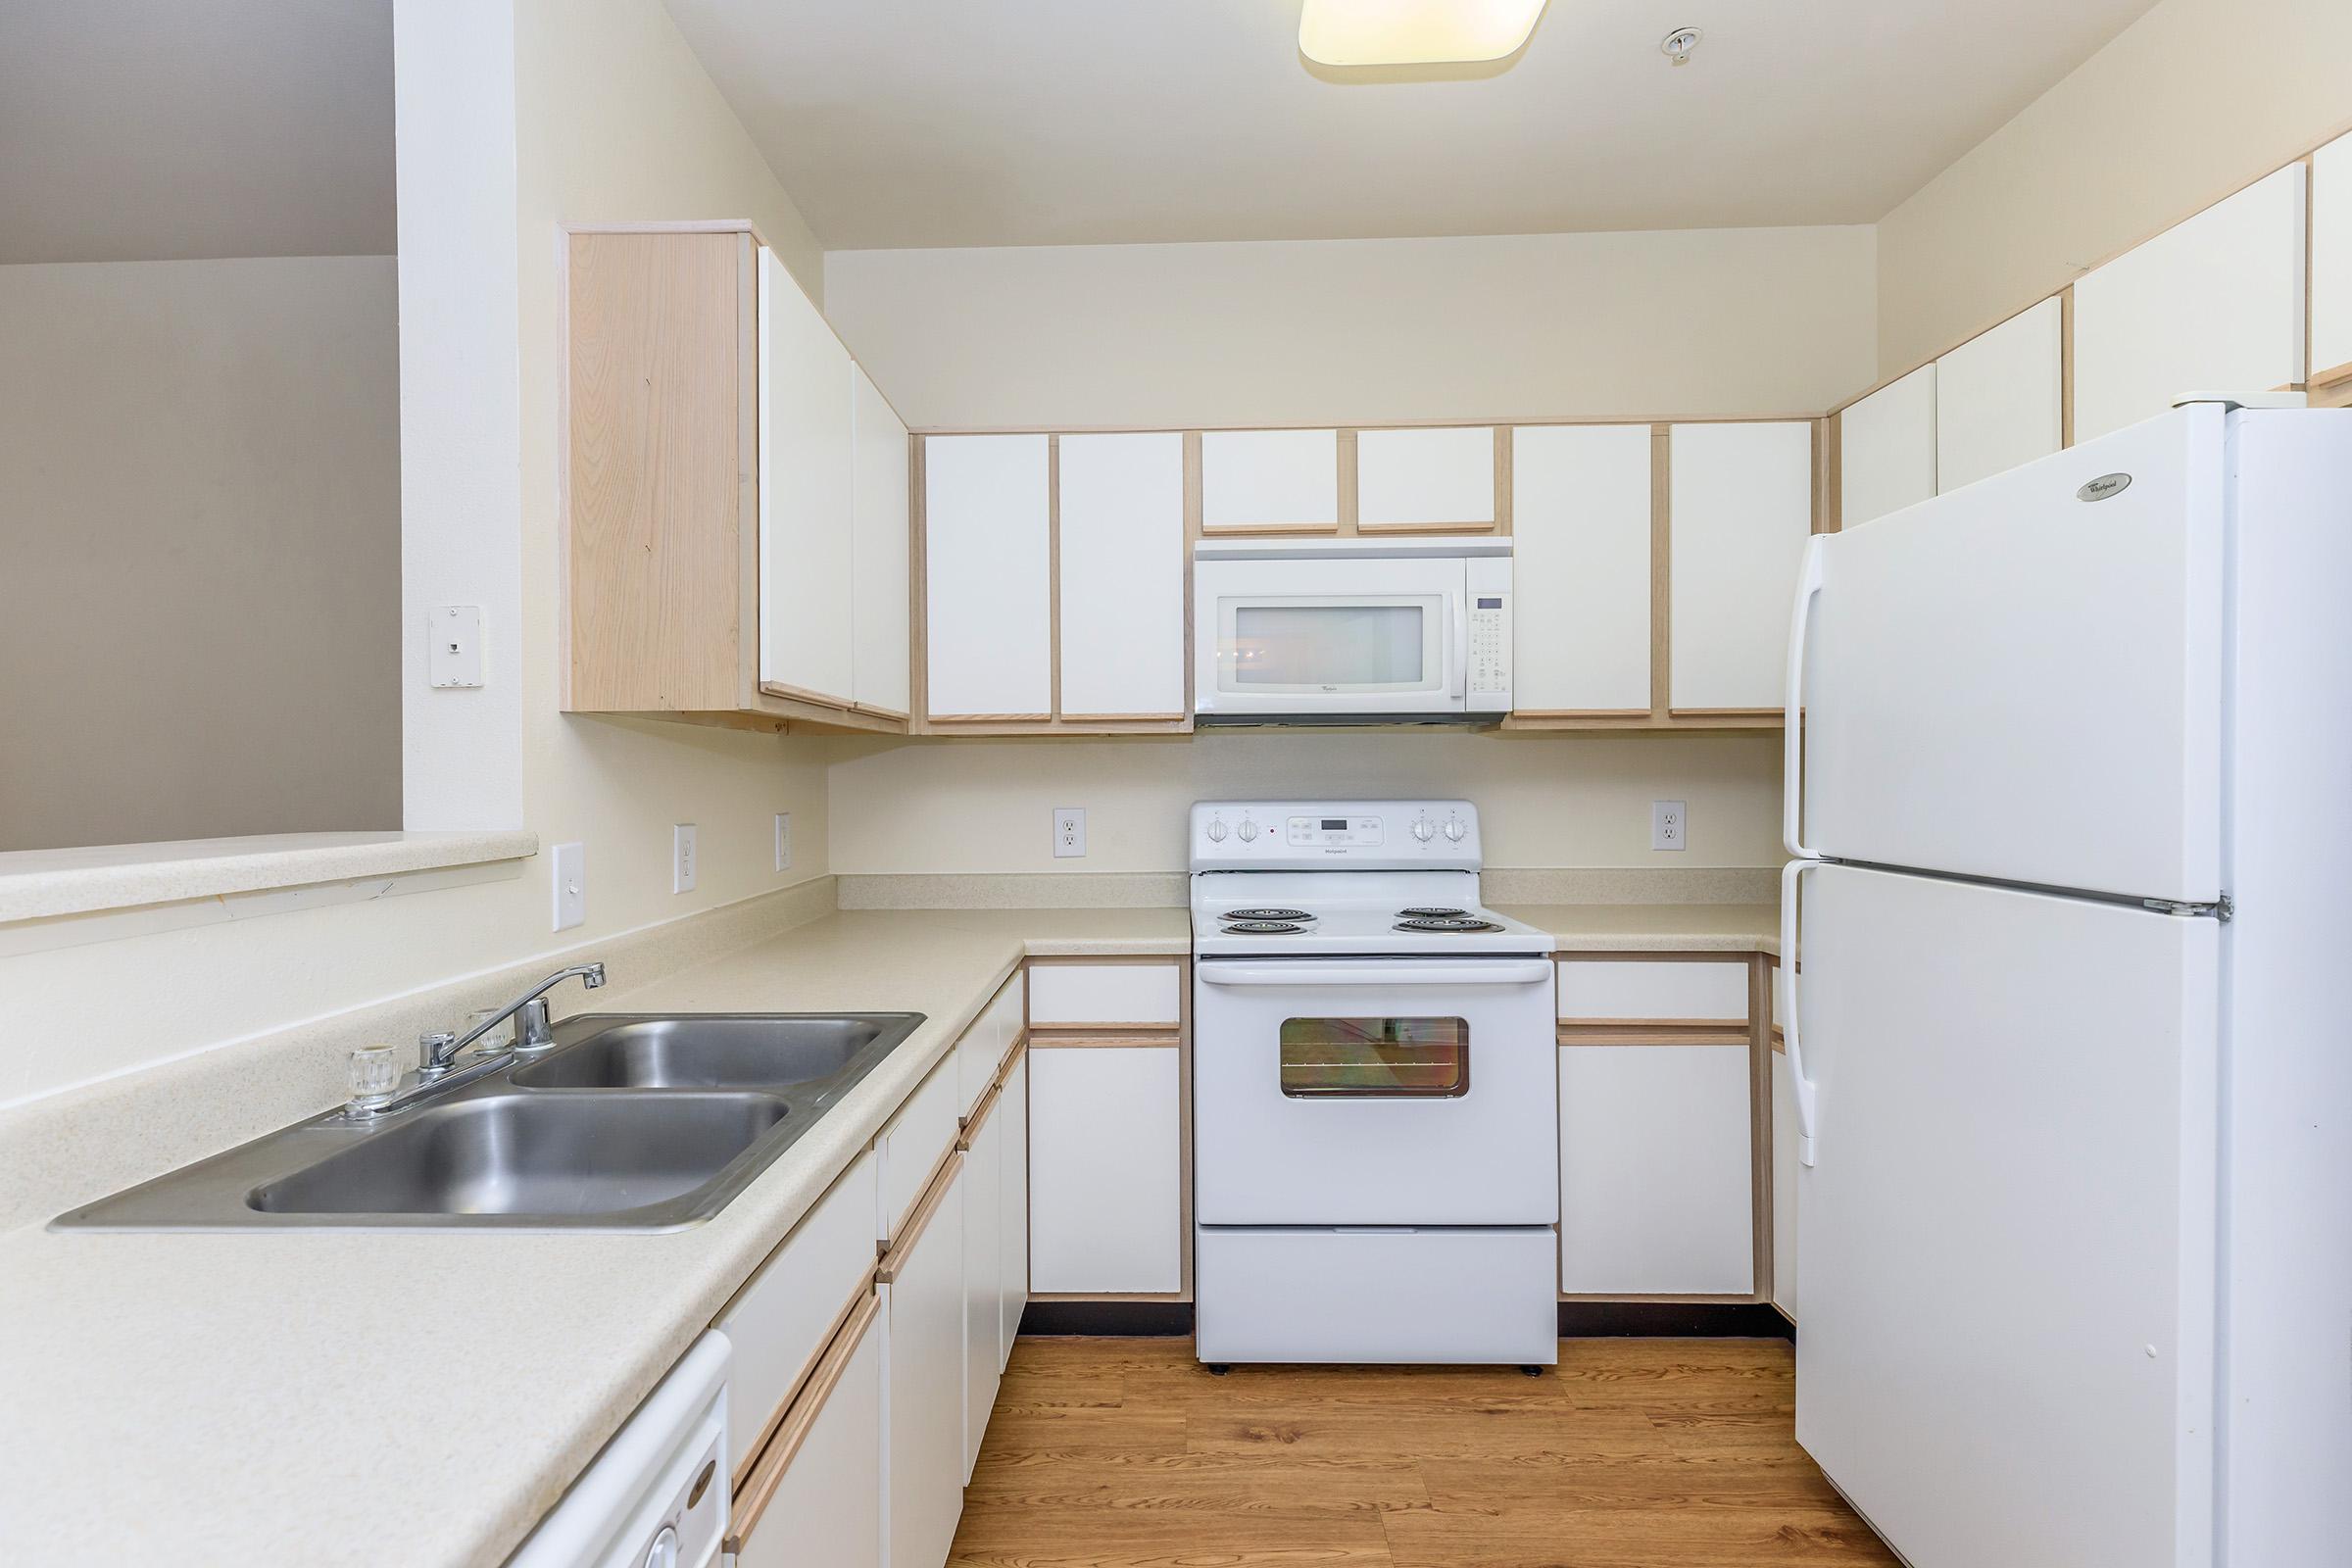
[
  {"xmin": 0, "ymin": 256, "xmax": 402, "ymax": 851},
  {"xmin": 824, "ymin": 225, "xmax": 1877, "ymax": 430},
  {"xmin": 0, "ymin": 0, "xmax": 832, "ymax": 1109},
  {"xmin": 829, "ymin": 732, "xmax": 1782, "ymax": 875},
  {"xmin": 1876, "ymin": 0, "xmax": 2352, "ymax": 375}
]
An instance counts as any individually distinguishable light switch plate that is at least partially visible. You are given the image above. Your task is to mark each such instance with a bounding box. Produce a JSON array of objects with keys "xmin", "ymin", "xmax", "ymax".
[
  {"xmin": 773, "ymin": 812, "xmax": 792, "ymax": 872},
  {"xmin": 552, "ymin": 841, "xmax": 586, "ymax": 930},
  {"xmin": 1650, "ymin": 800, "xmax": 1688, "ymax": 852},
  {"xmin": 427, "ymin": 606, "xmax": 484, "ymax": 689},
  {"xmin": 1053, "ymin": 807, "xmax": 1087, "ymax": 858},
  {"xmin": 672, "ymin": 823, "xmax": 698, "ymax": 893}
]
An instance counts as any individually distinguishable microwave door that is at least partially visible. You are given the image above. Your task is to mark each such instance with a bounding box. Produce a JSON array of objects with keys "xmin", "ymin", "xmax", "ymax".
[{"xmin": 1196, "ymin": 558, "xmax": 1465, "ymax": 715}]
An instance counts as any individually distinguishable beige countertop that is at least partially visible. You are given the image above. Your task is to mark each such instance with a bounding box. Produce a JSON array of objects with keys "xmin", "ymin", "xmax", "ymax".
[{"xmin": 0, "ymin": 902, "xmax": 1773, "ymax": 1567}]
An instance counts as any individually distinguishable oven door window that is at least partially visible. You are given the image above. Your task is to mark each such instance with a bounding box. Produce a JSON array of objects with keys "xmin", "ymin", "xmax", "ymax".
[{"xmin": 1279, "ymin": 1017, "xmax": 1468, "ymax": 1098}]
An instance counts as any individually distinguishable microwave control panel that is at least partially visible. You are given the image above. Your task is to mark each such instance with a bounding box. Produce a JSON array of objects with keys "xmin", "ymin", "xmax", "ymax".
[{"xmin": 1465, "ymin": 556, "xmax": 1513, "ymax": 710}]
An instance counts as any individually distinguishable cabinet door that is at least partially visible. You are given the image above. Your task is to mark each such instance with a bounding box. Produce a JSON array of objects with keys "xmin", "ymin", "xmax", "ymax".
[
  {"xmin": 998, "ymin": 1052, "xmax": 1029, "ymax": 1370},
  {"xmin": 1510, "ymin": 424, "xmax": 1650, "ymax": 713},
  {"xmin": 960, "ymin": 1097, "xmax": 1003, "ymax": 1482},
  {"xmin": 1057, "ymin": 432, "xmax": 1185, "ymax": 719},
  {"xmin": 1558, "ymin": 1043, "xmax": 1754, "ymax": 1295},
  {"xmin": 2073, "ymin": 164, "xmax": 2307, "ymax": 444},
  {"xmin": 1668, "ymin": 421, "xmax": 1814, "ymax": 712},
  {"xmin": 1028, "ymin": 1045, "xmax": 1183, "ymax": 1294},
  {"xmin": 923, "ymin": 434, "xmax": 1052, "ymax": 719},
  {"xmin": 2314, "ymin": 130, "xmax": 2352, "ymax": 384},
  {"xmin": 1935, "ymin": 297, "xmax": 2063, "ymax": 494},
  {"xmin": 1838, "ymin": 365, "xmax": 1936, "ymax": 528},
  {"xmin": 759, "ymin": 248, "xmax": 856, "ymax": 705},
  {"xmin": 883, "ymin": 1160, "xmax": 965, "ymax": 1568},
  {"xmin": 1771, "ymin": 1044, "xmax": 1798, "ymax": 1319},
  {"xmin": 851, "ymin": 365, "xmax": 910, "ymax": 716},
  {"xmin": 1356, "ymin": 426, "xmax": 1495, "ymax": 529},
  {"xmin": 1200, "ymin": 428, "xmax": 1338, "ymax": 531},
  {"xmin": 733, "ymin": 1298, "xmax": 883, "ymax": 1568}
]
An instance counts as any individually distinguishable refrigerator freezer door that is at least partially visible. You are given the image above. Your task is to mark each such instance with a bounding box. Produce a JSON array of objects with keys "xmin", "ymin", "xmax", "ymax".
[
  {"xmin": 1793, "ymin": 863, "xmax": 2218, "ymax": 1568},
  {"xmin": 1799, "ymin": 405, "xmax": 2225, "ymax": 903}
]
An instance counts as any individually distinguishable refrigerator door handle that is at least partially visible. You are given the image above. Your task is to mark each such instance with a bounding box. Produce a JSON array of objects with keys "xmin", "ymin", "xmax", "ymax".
[
  {"xmin": 1778, "ymin": 858, "xmax": 1822, "ymax": 1167},
  {"xmin": 1782, "ymin": 535, "xmax": 1827, "ymax": 858}
]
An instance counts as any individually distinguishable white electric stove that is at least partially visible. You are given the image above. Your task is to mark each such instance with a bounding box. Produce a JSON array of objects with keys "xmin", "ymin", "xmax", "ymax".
[{"xmin": 1189, "ymin": 800, "xmax": 1560, "ymax": 1368}]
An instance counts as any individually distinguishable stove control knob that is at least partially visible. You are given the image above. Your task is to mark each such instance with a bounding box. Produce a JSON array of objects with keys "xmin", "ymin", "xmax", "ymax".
[
  {"xmin": 1237, "ymin": 818, "xmax": 1259, "ymax": 843},
  {"xmin": 1444, "ymin": 816, "xmax": 1467, "ymax": 843},
  {"xmin": 1410, "ymin": 816, "xmax": 1436, "ymax": 843},
  {"xmin": 1205, "ymin": 819, "xmax": 1228, "ymax": 843}
]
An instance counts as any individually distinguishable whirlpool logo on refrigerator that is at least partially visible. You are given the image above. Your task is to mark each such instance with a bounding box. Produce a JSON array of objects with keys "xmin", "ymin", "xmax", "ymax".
[{"xmin": 2076, "ymin": 472, "xmax": 2133, "ymax": 502}]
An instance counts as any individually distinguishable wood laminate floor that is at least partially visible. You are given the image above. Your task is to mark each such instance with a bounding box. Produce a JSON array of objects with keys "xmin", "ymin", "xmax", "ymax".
[{"xmin": 949, "ymin": 1336, "xmax": 1899, "ymax": 1568}]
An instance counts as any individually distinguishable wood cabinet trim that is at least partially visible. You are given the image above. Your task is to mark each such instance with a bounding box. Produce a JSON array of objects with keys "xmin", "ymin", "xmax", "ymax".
[
  {"xmin": 724, "ymin": 1285, "xmax": 881, "ymax": 1552},
  {"xmin": 876, "ymin": 1151, "xmax": 963, "ymax": 1286},
  {"xmin": 725, "ymin": 1265, "xmax": 876, "ymax": 1496}
]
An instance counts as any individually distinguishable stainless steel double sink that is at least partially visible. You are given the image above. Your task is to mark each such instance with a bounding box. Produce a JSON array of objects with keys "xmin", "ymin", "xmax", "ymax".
[{"xmin": 52, "ymin": 1013, "xmax": 923, "ymax": 1233}]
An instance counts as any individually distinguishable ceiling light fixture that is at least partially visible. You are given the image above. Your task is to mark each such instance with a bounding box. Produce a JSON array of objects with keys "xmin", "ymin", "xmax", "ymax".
[{"xmin": 1298, "ymin": 0, "xmax": 1551, "ymax": 68}]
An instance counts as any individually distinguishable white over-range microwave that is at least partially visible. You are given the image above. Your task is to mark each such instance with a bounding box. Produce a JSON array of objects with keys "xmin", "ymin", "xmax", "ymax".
[{"xmin": 1193, "ymin": 538, "xmax": 1512, "ymax": 723}]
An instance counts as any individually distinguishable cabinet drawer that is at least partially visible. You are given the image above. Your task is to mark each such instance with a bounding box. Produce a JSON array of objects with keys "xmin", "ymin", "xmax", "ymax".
[
  {"xmin": 1557, "ymin": 959, "xmax": 1749, "ymax": 1024},
  {"xmin": 877, "ymin": 1057, "xmax": 958, "ymax": 1242},
  {"xmin": 717, "ymin": 1148, "xmax": 878, "ymax": 1478},
  {"xmin": 1027, "ymin": 962, "xmax": 1181, "ymax": 1027},
  {"xmin": 728, "ymin": 1291, "xmax": 883, "ymax": 1568},
  {"xmin": 956, "ymin": 969, "xmax": 1024, "ymax": 1118}
]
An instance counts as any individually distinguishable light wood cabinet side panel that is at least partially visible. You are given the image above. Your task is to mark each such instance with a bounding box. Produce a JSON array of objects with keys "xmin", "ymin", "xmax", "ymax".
[{"xmin": 564, "ymin": 231, "xmax": 744, "ymax": 711}]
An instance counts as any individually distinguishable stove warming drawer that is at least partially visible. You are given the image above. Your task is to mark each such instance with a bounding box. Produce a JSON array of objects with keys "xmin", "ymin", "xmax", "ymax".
[{"xmin": 1196, "ymin": 1226, "xmax": 1557, "ymax": 1365}]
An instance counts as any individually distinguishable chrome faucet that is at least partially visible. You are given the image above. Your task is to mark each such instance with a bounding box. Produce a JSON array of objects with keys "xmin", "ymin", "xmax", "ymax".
[
  {"xmin": 419, "ymin": 962, "xmax": 609, "ymax": 1077},
  {"xmin": 344, "ymin": 962, "xmax": 607, "ymax": 1119}
]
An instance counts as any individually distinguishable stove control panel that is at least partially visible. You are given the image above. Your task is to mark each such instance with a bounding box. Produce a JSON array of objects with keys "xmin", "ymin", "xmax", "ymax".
[{"xmin": 1191, "ymin": 800, "xmax": 1481, "ymax": 870}]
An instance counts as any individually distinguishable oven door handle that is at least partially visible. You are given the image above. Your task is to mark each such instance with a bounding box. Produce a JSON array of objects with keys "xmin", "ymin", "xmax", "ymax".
[{"xmin": 1198, "ymin": 960, "xmax": 1553, "ymax": 988}]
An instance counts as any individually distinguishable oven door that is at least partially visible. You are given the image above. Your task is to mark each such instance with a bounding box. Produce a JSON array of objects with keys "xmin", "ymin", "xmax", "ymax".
[
  {"xmin": 1193, "ymin": 956, "xmax": 1558, "ymax": 1224},
  {"xmin": 1194, "ymin": 557, "xmax": 1463, "ymax": 715}
]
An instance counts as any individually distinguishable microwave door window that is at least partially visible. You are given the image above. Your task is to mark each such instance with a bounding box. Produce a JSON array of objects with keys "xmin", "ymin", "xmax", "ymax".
[{"xmin": 1232, "ymin": 604, "xmax": 1425, "ymax": 690}]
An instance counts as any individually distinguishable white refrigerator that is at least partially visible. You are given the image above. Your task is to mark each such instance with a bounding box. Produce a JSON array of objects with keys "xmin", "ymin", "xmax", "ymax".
[{"xmin": 1780, "ymin": 401, "xmax": 2352, "ymax": 1567}]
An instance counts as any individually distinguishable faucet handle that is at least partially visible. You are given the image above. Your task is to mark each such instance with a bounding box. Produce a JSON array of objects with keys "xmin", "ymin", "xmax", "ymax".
[
  {"xmin": 346, "ymin": 1045, "xmax": 400, "ymax": 1113},
  {"xmin": 513, "ymin": 998, "xmax": 557, "ymax": 1053}
]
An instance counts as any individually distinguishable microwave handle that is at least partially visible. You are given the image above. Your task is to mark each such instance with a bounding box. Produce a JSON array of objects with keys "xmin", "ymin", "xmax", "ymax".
[{"xmin": 1447, "ymin": 590, "xmax": 1467, "ymax": 700}]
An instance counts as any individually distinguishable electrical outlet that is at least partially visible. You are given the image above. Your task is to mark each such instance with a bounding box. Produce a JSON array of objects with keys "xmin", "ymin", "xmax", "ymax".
[
  {"xmin": 672, "ymin": 823, "xmax": 698, "ymax": 893},
  {"xmin": 773, "ymin": 811, "xmax": 792, "ymax": 872},
  {"xmin": 1651, "ymin": 800, "xmax": 1688, "ymax": 852},
  {"xmin": 552, "ymin": 841, "xmax": 586, "ymax": 931},
  {"xmin": 1053, "ymin": 807, "xmax": 1087, "ymax": 858}
]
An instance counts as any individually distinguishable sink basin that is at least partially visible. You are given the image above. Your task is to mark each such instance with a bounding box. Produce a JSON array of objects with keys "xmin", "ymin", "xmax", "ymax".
[
  {"xmin": 511, "ymin": 1014, "xmax": 916, "ymax": 1091},
  {"xmin": 50, "ymin": 1009, "xmax": 926, "ymax": 1232},
  {"xmin": 249, "ymin": 1093, "xmax": 787, "ymax": 1220}
]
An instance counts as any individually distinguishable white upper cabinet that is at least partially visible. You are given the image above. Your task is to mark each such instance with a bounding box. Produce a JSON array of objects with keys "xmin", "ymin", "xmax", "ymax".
[
  {"xmin": 760, "ymin": 249, "xmax": 857, "ymax": 705},
  {"xmin": 1355, "ymin": 426, "xmax": 1495, "ymax": 529},
  {"xmin": 1057, "ymin": 432, "xmax": 1187, "ymax": 718},
  {"xmin": 850, "ymin": 365, "xmax": 910, "ymax": 716},
  {"xmin": 1200, "ymin": 428, "xmax": 1338, "ymax": 531},
  {"xmin": 1935, "ymin": 297, "xmax": 2064, "ymax": 494},
  {"xmin": 1838, "ymin": 366, "xmax": 1936, "ymax": 527},
  {"xmin": 923, "ymin": 434, "xmax": 1053, "ymax": 718},
  {"xmin": 1668, "ymin": 421, "xmax": 1814, "ymax": 711},
  {"xmin": 2072, "ymin": 164, "xmax": 2307, "ymax": 443},
  {"xmin": 2313, "ymin": 131, "xmax": 2352, "ymax": 380},
  {"xmin": 1510, "ymin": 424, "xmax": 1651, "ymax": 713}
]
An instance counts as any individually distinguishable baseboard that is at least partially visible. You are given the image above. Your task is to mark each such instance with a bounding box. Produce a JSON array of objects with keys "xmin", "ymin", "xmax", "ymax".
[
  {"xmin": 1019, "ymin": 1300, "xmax": 1196, "ymax": 1336},
  {"xmin": 1557, "ymin": 1300, "xmax": 1793, "ymax": 1339}
]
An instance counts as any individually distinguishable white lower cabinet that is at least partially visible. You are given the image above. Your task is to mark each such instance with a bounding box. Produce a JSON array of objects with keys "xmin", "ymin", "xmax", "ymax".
[
  {"xmin": 729, "ymin": 1295, "xmax": 884, "ymax": 1568},
  {"xmin": 1557, "ymin": 1044, "xmax": 1754, "ymax": 1295},
  {"xmin": 996, "ymin": 1051, "xmax": 1029, "ymax": 1370},
  {"xmin": 958, "ymin": 1093, "xmax": 1004, "ymax": 1481},
  {"xmin": 881, "ymin": 1156, "xmax": 965, "ymax": 1568},
  {"xmin": 1028, "ymin": 1045, "xmax": 1184, "ymax": 1294},
  {"xmin": 1771, "ymin": 1046, "xmax": 1798, "ymax": 1319}
]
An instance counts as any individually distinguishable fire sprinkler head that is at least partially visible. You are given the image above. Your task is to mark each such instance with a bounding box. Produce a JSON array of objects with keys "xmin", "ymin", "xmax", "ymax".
[{"xmin": 1660, "ymin": 26, "xmax": 1702, "ymax": 66}]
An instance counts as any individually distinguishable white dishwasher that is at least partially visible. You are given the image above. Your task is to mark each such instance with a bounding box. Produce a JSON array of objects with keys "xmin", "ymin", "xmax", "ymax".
[{"xmin": 508, "ymin": 1331, "xmax": 731, "ymax": 1568}]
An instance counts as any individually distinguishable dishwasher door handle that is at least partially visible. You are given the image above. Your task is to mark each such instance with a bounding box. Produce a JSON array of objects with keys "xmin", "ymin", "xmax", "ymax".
[{"xmin": 1198, "ymin": 960, "xmax": 1554, "ymax": 988}]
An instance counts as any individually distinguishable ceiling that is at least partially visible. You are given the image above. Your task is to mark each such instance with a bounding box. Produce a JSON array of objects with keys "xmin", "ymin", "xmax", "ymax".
[
  {"xmin": 0, "ymin": 0, "xmax": 394, "ymax": 265},
  {"xmin": 665, "ymin": 0, "xmax": 2161, "ymax": 250}
]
